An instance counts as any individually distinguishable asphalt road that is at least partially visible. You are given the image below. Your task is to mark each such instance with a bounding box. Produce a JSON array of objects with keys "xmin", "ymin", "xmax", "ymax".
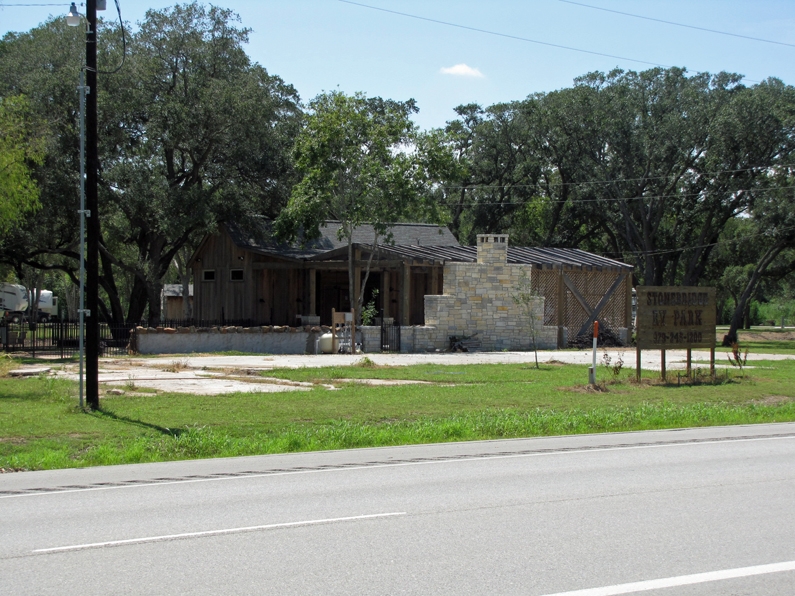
[{"xmin": 1, "ymin": 424, "xmax": 794, "ymax": 595}]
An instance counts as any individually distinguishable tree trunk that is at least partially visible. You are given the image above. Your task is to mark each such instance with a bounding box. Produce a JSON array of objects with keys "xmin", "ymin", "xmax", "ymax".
[
  {"xmin": 126, "ymin": 277, "xmax": 149, "ymax": 325},
  {"xmin": 724, "ymin": 245, "xmax": 782, "ymax": 345}
]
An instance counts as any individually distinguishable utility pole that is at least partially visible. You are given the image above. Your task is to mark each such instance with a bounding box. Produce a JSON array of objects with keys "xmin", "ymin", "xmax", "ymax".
[{"xmin": 85, "ymin": 0, "xmax": 100, "ymax": 410}]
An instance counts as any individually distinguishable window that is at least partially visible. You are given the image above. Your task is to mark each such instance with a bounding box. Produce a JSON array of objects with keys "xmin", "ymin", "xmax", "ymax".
[
  {"xmin": 230, "ymin": 269, "xmax": 244, "ymax": 282},
  {"xmin": 202, "ymin": 270, "xmax": 216, "ymax": 282}
]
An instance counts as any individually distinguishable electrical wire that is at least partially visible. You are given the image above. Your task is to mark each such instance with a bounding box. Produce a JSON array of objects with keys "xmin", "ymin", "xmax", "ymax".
[
  {"xmin": 338, "ymin": 0, "xmax": 761, "ymax": 85},
  {"xmin": 338, "ymin": 0, "xmax": 668, "ymax": 68},
  {"xmin": 434, "ymin": 185, "xmax": 793, "ymax": 206},
  {"xmin": 559, "ymin": 0, "xmax": 795, "ymax": 49},
  {"xmin": 616, "ymin": 224, "xmax": 795, "ymax": 258},
  {"xmin": 436, "ymin": 165, "xmax": 788, "ymax": 189},
  {"xmin": 97, "ymin": 0, "xmax": 125, "ymax": 75}
]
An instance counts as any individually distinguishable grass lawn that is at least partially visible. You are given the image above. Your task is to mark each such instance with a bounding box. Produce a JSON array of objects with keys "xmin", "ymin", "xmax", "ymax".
[{"xmin": 2, "ymin": 353, "xmax": 794, "ymax": 472}]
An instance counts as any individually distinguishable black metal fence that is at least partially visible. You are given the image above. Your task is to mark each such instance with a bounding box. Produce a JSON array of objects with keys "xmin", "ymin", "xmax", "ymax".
[
  {"xmin": 0, "ymin": 320, "xmax": 133, "ymax": 357},
  {"xmin": 380, "ymin": 314, "xmax": 401, "ymax": 353},
  {"xmin": 0, "ymin": 318, "xmax": 273, "ymax": 358}
]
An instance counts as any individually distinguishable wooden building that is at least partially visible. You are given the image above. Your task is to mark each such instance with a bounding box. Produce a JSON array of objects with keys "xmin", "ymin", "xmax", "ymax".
[
  {"xmin": 188, "ymin": 220, "xmax": 459, "ymax": 326},
  {"xmin": 188, "ymin": 220, "xmax": 634, "ymax": 346}
]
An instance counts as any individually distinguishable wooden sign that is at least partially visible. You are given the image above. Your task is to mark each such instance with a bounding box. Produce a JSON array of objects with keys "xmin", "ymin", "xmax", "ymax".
[{"xmin": 636, "ymin": 287, "xmax": 716, "ymax": 350}]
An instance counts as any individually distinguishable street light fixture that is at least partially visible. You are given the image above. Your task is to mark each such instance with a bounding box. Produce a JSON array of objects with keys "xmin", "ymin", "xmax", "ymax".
[
  {"xmin": 67, "ymin": 3, "xmax": 90, "ymax": 408},
  {"xmin": 66, "ymin": 3, "xmax": 82, "ymax": 27}
]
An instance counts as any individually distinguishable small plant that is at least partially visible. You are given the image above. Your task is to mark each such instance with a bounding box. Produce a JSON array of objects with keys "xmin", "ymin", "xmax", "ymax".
[
  {"xmin": 727, "ymin": 342, "xmax": 749, "ymax": 376},
  {"xmin": 355, "ymin": 356, "xmax": 377, "ymax": 368},
  {"xmin": 124, "ymin": 375, "xmax": 137, "ymax": 391},
  {"xmin": 511, "ymin": 271, "xmax": 542, "ymax": 369},
  {"xmin": 601, "ymin": 352, "xmax": 624, "ymax": 381},
  {"xmin": 361, "ymin": 289, "xmax": 379, "ymax": 326},
  {"xmin": 163, "ymin": 358, "xmax": 190, "ymax": 373},
  {"xmin": 0, "ymin": 354, "xmax": 15, "ymax": 377}
]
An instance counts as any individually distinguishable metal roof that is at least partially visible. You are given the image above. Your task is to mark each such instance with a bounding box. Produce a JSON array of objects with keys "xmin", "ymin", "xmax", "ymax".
[
  {"xmin": 216, "ymin": 219, "xmax": 631, "ymax": 270},
  {"xmin": 311, "ymin": 243, "xmax": 632, "ymax": 270}
]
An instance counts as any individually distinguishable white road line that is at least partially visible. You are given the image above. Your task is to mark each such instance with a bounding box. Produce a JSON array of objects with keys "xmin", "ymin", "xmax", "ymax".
[
  {"xmin": 32, "ymin": 512, "xmax": 406, "ymax": 554},
  {"xmin": 3, "ymin": 434, "xmax": 793, "ymax": 500},
  {"xmin": 538, "ymin": 560, "xmax": 795, "ymax": 596}
]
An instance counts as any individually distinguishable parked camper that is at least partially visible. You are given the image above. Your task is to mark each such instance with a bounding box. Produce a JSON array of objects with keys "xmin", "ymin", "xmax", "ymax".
[
  {"xmin": 29, "ymin": 289, "xmax": 58, "ymax": 322},
  {"xmin": 0, "ymin": 283, "xmax": 29, "ymax": 323},
  {"xmin": 0, "ymin": 284, "xmax": 58, "ymax": 323}
]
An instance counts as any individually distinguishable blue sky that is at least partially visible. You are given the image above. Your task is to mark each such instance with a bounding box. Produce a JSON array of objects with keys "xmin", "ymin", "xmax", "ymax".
[{"xmin": 3, "ymin": 0, "xmax": 795, "ymax": 129}]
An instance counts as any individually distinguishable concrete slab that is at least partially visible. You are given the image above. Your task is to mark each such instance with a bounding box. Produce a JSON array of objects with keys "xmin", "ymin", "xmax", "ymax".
[
  {"xmin": 8, "ymin": 367, "xmax": 52, "ymax": 377},
  {"xmin": 44, "ymin": 348, "xmax": 792, "ymax": 397}
]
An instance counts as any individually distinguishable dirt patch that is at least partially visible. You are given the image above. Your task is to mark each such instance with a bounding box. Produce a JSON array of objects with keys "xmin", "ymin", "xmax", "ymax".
[
  {"xmin": 753, "ymin": 395, "xmax": 794, "ymax": 406},
  {"xmin": 341, "ymin": 378, "xmax": 436, "ymax": 386},
  {"xmin": 718, "ymin": 330, "xmax": 795, "ymax": 342},
  {"xmin": 564, "ymin": 383, "xmax": 610, "ymax": 393}
]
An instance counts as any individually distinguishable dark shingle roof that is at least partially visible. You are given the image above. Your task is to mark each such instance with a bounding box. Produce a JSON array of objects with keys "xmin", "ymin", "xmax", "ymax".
[{"xmin": 225, "ymin": 219, "xmax": 458, "ymax": 259}]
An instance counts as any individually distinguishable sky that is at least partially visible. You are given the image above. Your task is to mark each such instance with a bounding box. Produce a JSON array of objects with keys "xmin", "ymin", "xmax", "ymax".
[{"xmin": 2, "ymin": 0, "xmax": 795, "ymax": 130}]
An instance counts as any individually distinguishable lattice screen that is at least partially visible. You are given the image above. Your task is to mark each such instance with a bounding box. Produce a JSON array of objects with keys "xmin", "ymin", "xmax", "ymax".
[
  {"xmin": 532, "ymin": 269, "xmax": 559, "ymax": 326},
  {"xmin": 564, "ymin": 270, "xmax": 627, "ymax": 341}
]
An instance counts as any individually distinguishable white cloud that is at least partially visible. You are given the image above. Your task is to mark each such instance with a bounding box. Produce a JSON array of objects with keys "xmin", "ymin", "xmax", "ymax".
[{"xmin": 440, "ymin": 63, "xmax": 484, "ymax": 78}]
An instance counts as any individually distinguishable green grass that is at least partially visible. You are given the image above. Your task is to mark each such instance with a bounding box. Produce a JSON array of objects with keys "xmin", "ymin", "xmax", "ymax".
[{"xmin": 2, "ymin": 358, "xmax": 795, "ymax": 471}]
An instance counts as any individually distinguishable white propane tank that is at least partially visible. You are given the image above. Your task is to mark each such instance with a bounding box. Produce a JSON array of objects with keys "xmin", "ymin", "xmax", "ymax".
[{"xmin": 318, "ymin": 332, "xmax": 335, "ymax": 354}]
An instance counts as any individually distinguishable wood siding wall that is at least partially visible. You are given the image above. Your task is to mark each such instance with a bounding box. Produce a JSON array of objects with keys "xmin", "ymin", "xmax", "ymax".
[{"xmin": 192, "ymin": 233, "xmax": 304, "ymax": 325}]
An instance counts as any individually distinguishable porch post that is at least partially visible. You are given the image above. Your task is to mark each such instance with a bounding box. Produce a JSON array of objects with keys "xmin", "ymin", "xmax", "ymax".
[
  {"xmin": 401, "ymin": 263, "xmax": 411, "ymax": 325},
  {"xmin": 354, "ymin": 248, "xmax": 362, "ymax": 312},
  {"xmin": 381, "ymin": 270, "xmax": 390, "ymax": 318},
  {"xmin": 308, "ymin": 268, "xmax": 317, "ymax": 315}
]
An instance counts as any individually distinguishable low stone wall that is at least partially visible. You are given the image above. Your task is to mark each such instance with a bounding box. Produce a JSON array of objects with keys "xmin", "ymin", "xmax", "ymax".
[
  {"xmin": 134, "ymin": 322, "xmax": 560, "ymax": 355},
  {"xmin": 134, "ymin": 326, "xmax": 320, "ymax": 355},
  {"xmin": 402, "ymin": 324, "xmax": 558, "ymax": 352}
]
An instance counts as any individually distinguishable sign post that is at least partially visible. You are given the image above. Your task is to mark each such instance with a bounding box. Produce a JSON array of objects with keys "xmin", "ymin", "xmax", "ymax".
[
  {"xmin": 635, "ymin": 287, "xmax": 717, "ymax": 382},
  {"xmin": 588, "ymin": 320, "xmax": 599, "ymax": 385}
]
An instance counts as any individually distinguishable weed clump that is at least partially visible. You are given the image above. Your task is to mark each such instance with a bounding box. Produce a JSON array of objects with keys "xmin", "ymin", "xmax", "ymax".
[{"xmin": 354, "ymin": 357, "xmax": 378, "ymax": 368}]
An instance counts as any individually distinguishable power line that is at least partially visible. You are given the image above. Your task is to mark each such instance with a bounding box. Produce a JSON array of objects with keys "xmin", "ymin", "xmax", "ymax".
[
  {"xmin": 338, "ymin": 0, "xmax": 668, "ymax": 69},
  {"xmin": 618, "ymin": 224, "xmax": 795, "ymax": 258},
  {"xmin": 435, "ymin": 184, "xmax": 791, "ymax": 206},
  {"xmin": 338, "ymin": 0, "xmax": 761, "ymax": 85},
  {"xmin": 559, "ymin": 0, "xmax": 795, "ymax": 49},
  {"xmin": 432, "ymin": 165, "xmax": 793, "ymax": 191}
]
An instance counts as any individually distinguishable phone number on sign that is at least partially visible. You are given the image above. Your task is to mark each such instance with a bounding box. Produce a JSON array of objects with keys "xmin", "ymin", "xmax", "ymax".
[{"xmin": 652, "ymin": 331, "xmax": 704, "ymax": 344}]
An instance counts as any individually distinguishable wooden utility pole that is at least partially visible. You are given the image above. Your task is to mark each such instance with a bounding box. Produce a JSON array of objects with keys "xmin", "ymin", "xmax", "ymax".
[{"xmin": 85, "ymin": 0, "xmax": 100, "ymax": 410}]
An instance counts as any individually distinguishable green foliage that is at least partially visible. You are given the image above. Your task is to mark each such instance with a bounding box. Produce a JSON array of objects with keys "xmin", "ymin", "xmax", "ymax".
[
  {"xmin": 0, "ymin": 4, "xmax": 301, "ymax": 324},
  {"xmin": 275, "ymin": 90, "xmax": 447, "ymax": 322},
  {"xmin": 361, "ymin": 288, "xmax": 379, "ymax": 326},
  {"xmin": 0, "ymin": 95, "xmax": 44, "ymax": 233}
]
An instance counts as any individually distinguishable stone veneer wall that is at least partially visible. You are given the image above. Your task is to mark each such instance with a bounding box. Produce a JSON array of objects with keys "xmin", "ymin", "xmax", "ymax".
[{"xmin": 415, "ymin": 234, "xmax": 557, "ymax": 351}]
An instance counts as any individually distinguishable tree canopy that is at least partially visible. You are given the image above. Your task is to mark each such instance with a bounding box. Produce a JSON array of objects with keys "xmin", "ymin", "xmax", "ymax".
[
  {"xmin": 0, "ymin": 95, "xmax": 44, "ymax": 233},
  {"xmin": 276, "ymin": 90, "xmax": 444, "ymax": 321},
  {"xmin": 0, "ymin": 3, "xmax": 301, "ymax": 324}
]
